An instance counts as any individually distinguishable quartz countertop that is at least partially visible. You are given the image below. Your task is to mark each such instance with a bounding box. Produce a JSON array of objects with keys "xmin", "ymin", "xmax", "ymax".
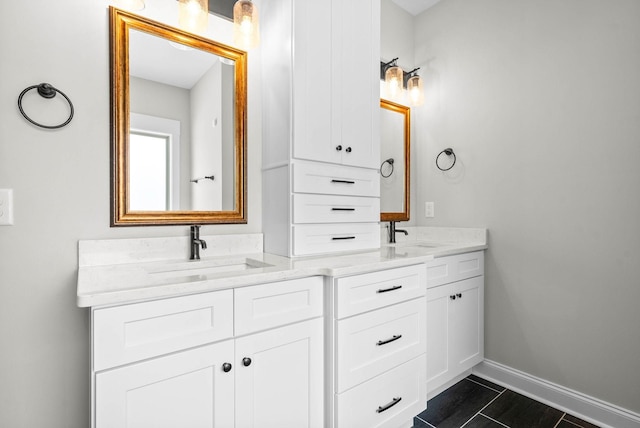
[{"xmin": 77, "ymin": 228, "xmax": 487, "ymax": 308}]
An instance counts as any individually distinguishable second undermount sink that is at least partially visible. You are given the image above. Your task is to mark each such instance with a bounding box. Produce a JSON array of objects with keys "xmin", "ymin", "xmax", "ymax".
[
  {"xmin": 148, "ymin": 258, "xmax": 273, "ymax": 279},
  {"xmin": 398, "ymin": 242, "xmax": 444, "ymax": 249}
]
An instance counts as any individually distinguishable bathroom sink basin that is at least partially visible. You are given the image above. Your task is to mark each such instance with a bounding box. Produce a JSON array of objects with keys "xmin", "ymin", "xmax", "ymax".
[
  {"xmin": 148, "ymin": 258, "xmax": 273, "ymax": 279},
  {"xmin": 398, "ymin": 242, "xmax": 443, "ymax": 249}
]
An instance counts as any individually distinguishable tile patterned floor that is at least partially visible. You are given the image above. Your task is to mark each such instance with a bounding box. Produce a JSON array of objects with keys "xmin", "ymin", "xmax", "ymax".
[{"xmin": 414, "ymin": 375, "xmax": 601, "ymax": 428}]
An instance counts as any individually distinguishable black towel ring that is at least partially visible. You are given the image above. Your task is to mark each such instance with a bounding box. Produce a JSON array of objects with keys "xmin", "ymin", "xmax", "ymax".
[
  {"xmin": 18, "ymin": 83, "xmax": 74, "ymax": 129},
  {"xmin": 380, "ymin": 158, "xmax": 395, "ymax": 178},
  {"xmin": 436, "ymin": 148, "xmax": 456, "ymax": 171}
]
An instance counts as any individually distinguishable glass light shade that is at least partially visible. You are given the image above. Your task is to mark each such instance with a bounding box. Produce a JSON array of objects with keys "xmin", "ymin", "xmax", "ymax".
[
  {"xmin": 234, "ymin": 0, "xmax": 260, "ymax": 50},
  {"xmin": 385, "ymin": 66, "xmax": 404, "ymax": 98},
  {"xmin": 114, "ymin": 0, "xmax": 145, "ymax": 11},
  {"xmin": 407, "ymin": 75, "xmax": 424, "ymax": 106},
  {"xmin": 178, "ymin": 0, "xmax": 208, "ymax": 34}
]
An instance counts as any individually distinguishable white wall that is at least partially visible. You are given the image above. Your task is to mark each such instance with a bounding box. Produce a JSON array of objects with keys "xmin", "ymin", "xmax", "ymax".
[
  {"xmin": 0, "ymin": 0, "xmax": 262, "ymax": 426},
  {"xmin": 414, "ymin": 0, "xmax": 640, "ymax": 413}
]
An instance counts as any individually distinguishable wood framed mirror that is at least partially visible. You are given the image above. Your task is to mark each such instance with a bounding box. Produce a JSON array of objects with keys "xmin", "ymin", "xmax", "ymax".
[
  {"xmin": 380, "ymin": 99, "xmax": 410, "ymax": 222},
  {"xmin": 110, "ymin": 7, "xmax": 247, "ymax": 226}
]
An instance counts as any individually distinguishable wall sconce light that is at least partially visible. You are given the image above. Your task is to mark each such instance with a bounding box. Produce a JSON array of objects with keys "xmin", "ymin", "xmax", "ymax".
[
  {"xmin": 178, "ymin": 0, "xmax": 208, "ymax": 33},
  {"xmin": 382, "ymin": 58, "xmax": 404, "ymax": 98},
  {"xmin": 380, "ymin": 58, "xmax": 425, "ymax": 107},
  {"xmin": 234, "ymin": 0, "xmax": 260, "ymax": 50}
]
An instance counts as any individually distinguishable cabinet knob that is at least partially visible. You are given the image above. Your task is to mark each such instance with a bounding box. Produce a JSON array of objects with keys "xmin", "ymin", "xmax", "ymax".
[
  {"xmin": 450, "ymin": 295, "xmax": 456, "ymax": 300},
  {"xmin": 222, "ymin": 362, "xmax": 232, "ymax": 373},
  {"xmin": 336, "ymin": 145, "xmax": 343, "ymax": 151},
  {"xmin": 457, "ymin": 293, "xmax": 462, "ymax": 298},
  {"xmin": 345, "ymin": 146, "xmax": 352, "ymax": 153},
  {"xmin": 242, "ymin": 357, "xmax": 252, "ymax": 367}
]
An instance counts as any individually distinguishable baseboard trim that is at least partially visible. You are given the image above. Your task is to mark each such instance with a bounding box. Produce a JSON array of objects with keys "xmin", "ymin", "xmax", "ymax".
[{"xmin": 472, "ymin": 360, "xmax": 640, "ymax": 428}]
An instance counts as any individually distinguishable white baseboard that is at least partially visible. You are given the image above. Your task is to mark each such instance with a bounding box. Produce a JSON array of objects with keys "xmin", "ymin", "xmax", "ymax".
[{"xmin": 472, "ymin": 360, "xmax": 640, "ymax": 428}]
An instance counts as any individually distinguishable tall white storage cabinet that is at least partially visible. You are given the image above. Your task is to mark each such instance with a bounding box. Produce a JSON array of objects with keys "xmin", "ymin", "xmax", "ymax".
[{"xmin": 262, "ymin": 0, "xmax": 382, "ymax": 257}]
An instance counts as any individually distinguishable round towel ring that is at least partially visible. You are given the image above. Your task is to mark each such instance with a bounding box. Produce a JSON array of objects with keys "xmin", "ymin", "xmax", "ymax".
[
  {"xmin": 18, "ymin": 83, "xmax": 74, "ymax": 129},
  {"xmin": 380, "ymin": 158, "xmax": 395, "ymax": 178},
  {"xmin": 436, "ymin": 148, "xmax": 456, "ymax": 171}
]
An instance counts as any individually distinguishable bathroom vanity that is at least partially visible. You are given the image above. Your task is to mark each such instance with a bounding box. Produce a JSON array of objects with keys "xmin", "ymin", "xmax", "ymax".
[{"xmin": 78, "ymin": 228, "xmax": 486, "ymax": 428}]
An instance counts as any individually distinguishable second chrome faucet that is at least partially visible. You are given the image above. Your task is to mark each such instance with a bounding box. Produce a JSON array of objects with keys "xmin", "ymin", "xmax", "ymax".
[{"xmin": 190, "ymin": 225, "xmax": 208, "ymax": 260}]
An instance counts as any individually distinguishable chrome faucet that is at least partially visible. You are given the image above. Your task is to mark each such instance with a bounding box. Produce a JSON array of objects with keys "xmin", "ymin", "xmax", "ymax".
[
  {"xmin": 190, "ymin": 225, "xmax": 207, "ymax": 260},
  {"xmin": 388, "ymin": 221, "xmax": 408, "ymax": 244}
]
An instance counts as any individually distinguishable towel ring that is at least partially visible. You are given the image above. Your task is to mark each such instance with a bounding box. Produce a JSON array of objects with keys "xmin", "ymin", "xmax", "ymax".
[
  {"xmin": 380, "ymin": 158, "xmax": 395, "ymax": 178},
  {"xmin": 18, "ymin": 83, "xmax": 74, "ymax": 129},
  {"xmin": 436, "ymin": 148, "xmax": 456, "ymax": 171}
]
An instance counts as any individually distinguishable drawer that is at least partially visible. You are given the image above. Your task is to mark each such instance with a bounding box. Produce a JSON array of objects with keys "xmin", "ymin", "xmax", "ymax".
[
  {"xmin": 335, "ymin": 355, "xmax": 426, "ymax": 428},
  {"xmin": 335, "ymin": 264, "xmax": 426, "ymax": 319},
  {"xmin": 93, "ymin": 290, "xmax": 233, "ymax": 371},
  {"xmin": 234, "ymin": 276, "xmax": 323, "ymax": 336},
  {"xmin": 293, "ymin": 160, "xmax": 379, "ymax": 197},
  {"xmin": 292, "ymin": 223, "xmax": 380, "ymax": 256},
  {"xmin": 426, "ymin": 251, "xmax": 484, "ymax": 288},
  {"xmin": 336, "ymin": 298, "xmax": 426, "ymax": 392},
  {"xmin": 292, "ymin": 194, "xmax": 380, "ymax": 224}
]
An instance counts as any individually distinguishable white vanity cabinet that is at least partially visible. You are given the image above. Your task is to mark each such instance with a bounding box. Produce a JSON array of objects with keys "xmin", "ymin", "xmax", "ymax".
[
  {"xmin": 92, "ymin": 277, "xmax": 324, "ymax": 428},
  {"xmin": 425, "ymin": 251, "xmax": 485, "ymax": 396},
  {"xmin": 331, "ymin": 264, "xmax": 428, "ymax": 428},
  {"xmin": 261, "ymin": 0, "xmax": 381, "ymax": 257}
]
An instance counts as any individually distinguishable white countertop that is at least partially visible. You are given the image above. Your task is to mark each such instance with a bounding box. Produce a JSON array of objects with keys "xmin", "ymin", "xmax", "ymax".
[{"xmin": 77, "ymin": 228, "xmax": 487, "ymax": 308}]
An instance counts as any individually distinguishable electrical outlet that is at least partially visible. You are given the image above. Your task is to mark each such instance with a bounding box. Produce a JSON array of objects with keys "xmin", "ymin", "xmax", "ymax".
[
  {"xmin": 0, "ymin": 189, "xmax": 14, "ymax": 225},
  {"xmin": 425, "ymin": 201, "xmax": 434, "ymax": 218}
]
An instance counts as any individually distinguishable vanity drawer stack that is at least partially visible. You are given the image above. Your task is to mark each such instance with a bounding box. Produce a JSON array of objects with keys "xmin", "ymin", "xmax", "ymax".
[
  {"xmin": 291, "ymin": 160, "xmax": 381, "ymax": 256},
  {"xmin": 332, "ymin": 264, "xmax": 427, "ymax": 428},
  {"xmin": 92, "ymin": 276, "xmax": 324, "ymax": 428}
]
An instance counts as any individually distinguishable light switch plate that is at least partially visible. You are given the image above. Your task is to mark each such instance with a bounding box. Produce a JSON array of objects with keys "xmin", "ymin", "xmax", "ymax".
[
  {"xmin": 425, "ymin": 201, "xmax": 434, "ymax": 218},
  {"xmin": 0, "ymin": 189, "xmax": 14, "ymax": 225}
]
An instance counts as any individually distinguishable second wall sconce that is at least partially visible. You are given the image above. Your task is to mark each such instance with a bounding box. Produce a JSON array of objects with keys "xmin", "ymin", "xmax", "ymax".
[
  {"xmin": 234, "ymin": 0, "xmax": 260, "ymax": 50},
  {"xmin": 381, "ymin": 58, "xmax": 424, "ymax": 106},
  {"xmin": 178, "ymin": 0, "xmax": 208, "ymax": 33}
]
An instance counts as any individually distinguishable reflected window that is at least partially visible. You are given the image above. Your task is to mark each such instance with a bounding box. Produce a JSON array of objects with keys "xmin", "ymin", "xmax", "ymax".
[{"xmin": 129, "ymin": 131, "xmax": 171, "ymax": 210}]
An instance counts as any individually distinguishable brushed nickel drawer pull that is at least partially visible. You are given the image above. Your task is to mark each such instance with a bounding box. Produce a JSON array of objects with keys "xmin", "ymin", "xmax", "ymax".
[
  {"xmin": 377, "ymin": 285, "xmax": 402, "ymax": 293},
  {"xmin": 376, "ymin": 334, "xmax": 402, "ymax": 346},
  {"xmin": 376, "ymin": 397, "xmax": 402, "ymax": 413}
]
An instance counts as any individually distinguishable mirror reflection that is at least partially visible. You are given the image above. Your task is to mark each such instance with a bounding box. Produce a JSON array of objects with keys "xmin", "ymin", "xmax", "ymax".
[
  {"xmin": 380, "ymin": 99, "xmax": 410, "ymax": 221},
  {"xmin": 110, "ymin": 7, "xmax": 247, "ymax": 225}
]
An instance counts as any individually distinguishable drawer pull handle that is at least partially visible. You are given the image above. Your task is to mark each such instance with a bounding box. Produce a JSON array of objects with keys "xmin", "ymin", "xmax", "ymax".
[
  {"xmin": 377, "ymin": 285, "xmax": 402, "ymax": 294},
  {"xmin": 377, "ymin": 334, "xmax": 402, "ymax": 346},
  {"xmin": 331, "ymin": 208, "xmax": 355, "ymax": 211},
  {"xmin": 332, "ymin": 236, "xmax": 356, "ymax": 241},
  {"xmin": 222, "ymin": 363, "xmax": 232, "ymax": 373},
  {"xmin": 331, "ymin": 179, "xmax": 355, "ymax": 184},
  {"xmin": 377, "ymin": 397, "xmax": 402, "ymax": 413}
]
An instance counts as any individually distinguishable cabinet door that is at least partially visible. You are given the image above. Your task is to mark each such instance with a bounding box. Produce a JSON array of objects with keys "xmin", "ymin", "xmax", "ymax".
[
  {"xmin": 292, "ymin": 0, "xmax": 339, "ymax": 165},
  {"xmin": 95, "ymin": 340, "xmax": 234, "ymax": 428},
  {"xmin": 235, "ymin": 318, "xmax": 324, "ymax": 428},
  {"xmin": 426, "ymin": 283, "xmax": 453, "ymax": 392},
  {"xmin": 332, "ymin": 0, "xmax": 380, "ymax": 169},
  {"xmin": 451, "ymin": 276, "xmax": 484, "ymax": 371}
]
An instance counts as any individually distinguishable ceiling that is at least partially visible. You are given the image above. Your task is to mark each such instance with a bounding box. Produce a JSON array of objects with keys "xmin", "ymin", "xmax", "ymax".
[{"xmin": 391, "ymin": 0, "xmax": 442, "ymax": 16}]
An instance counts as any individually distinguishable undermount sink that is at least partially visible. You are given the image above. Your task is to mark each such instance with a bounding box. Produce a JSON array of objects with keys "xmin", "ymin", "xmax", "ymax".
[
  {"xmin": 148, "ymin": 258, "xmax": 273, "ymax": 279},
  {"xmin": 398, "ymin": 242, "xmax": 443, "ymax": 249}
]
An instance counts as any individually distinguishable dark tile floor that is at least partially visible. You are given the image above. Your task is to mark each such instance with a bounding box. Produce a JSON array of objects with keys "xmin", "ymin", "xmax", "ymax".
[{"xmin": 414, "ymin": 374, "xmax": 601, "ymax": 428}]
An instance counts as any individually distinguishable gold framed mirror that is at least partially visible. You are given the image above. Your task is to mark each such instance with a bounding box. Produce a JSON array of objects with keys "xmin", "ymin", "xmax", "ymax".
[
  {"xmin": 110, "ymin": 7, "xmax": 247, "ymax": 226},
  {"xmin": 380, "ymin": 99, "xmax": 410, "ymax": 222}
]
